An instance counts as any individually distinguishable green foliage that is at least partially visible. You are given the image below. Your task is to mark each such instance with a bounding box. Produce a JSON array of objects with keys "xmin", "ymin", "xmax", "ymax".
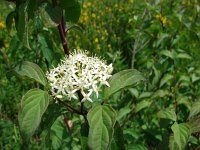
[
  {"xmin": 14, "ymin": 61, "xmax": 47, "ymax": 86},
  {"xmin": 1, "ymin": 0, "xmax": 200, "ymax": 149},
  {"xmin": 18, "ymin": 89, "xmax": 49, "ymax": 140},
  {"xmin": 87, "ymin": 105, "xmax": 116, "ymax": 150},
  {"xmin": 171, "ymin": 122, "xmax": 191, "ymax": 150},
  {"xmin": 104, "ymin": 69, "xmax": 145, "ymax": 99}
]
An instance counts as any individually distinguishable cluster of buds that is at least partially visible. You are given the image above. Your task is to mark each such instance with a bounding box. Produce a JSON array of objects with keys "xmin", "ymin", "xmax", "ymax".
[{"xmin": 46, "ymin": 50, "xmax": 113, "ymax": 102}]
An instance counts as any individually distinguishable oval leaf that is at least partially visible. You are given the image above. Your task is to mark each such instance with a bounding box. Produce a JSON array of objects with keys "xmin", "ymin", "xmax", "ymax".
[
  {"xmin": 87, "ymin": 105, "xmax": 116, "ymax": 150},
  {"xmin": 135, "ymin": 100, "xmax": 151, "ymax": 113},
  {"xmin": 171, "ymin": 122, "xmax": 190, "ymax": 150},
  {"xmin": 104, "ymin": 69, "xmax": 145, "ymax": 99},
  {"xmin": 18, "ymin": 89, "xmax": 49, "ymax": 140},
  {"xmin": 189, "ymin": 101, "xmax": 200, "ymax": 119},
  {"xmin": 14, "ymin": 61, "xmax": 47, "ymax": 86},
  {"xmin": 157, "ymin": 109, "xmax": 177, "ymax": 121}
]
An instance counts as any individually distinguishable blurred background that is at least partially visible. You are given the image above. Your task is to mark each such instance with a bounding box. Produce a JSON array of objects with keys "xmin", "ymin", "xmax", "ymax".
[{"xmin": 0, "ymin": 0, "xmax": 200, "ymax": 149}]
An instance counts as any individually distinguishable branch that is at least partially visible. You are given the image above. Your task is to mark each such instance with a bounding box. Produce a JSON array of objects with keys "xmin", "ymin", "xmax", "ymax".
[
  {"xmin": 57, "ymin": 98, "xmax": 87, "ymax": 115},
  {"xmin": 52, "ymin": 0, "xmax": 69, "ymax": 56}
]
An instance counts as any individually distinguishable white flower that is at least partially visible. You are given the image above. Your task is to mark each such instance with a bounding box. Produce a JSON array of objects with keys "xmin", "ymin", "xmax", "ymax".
[{"xmin": 46, "ymin": 49, "xmax": 113, "ymax": 102}]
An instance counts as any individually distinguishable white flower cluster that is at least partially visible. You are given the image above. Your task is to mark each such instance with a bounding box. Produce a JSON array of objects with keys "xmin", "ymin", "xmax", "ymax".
[{"xmin": 46, "ymin": 50, "xmax": 113, "ymax": 102}]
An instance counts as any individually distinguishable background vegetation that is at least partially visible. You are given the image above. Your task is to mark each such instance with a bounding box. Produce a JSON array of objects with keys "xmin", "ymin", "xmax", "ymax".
[{"xmin": 0, "ymin": 0, "xmax": 200, "ymax": 149}]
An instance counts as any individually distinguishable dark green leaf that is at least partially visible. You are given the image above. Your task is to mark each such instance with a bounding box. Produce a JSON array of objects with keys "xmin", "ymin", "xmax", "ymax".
[
  {"xmin": 6, "ymin": 11, "xmax": 15, "ymax": 31},
  {"xmin": 80, "ymin": 123, "xmax": 89, "ymax": 150},
  {"xmin": 127, "ymin": 144, "xmax": 148, "ymax": 150},
  {"xmin": 59, "ymin": 0, "xmax": 81, "ymax": 23},
  {"xmin": 16, "ymin": 1, "xmax": 30, "ymax": 49},
  {"xmin": 111, "ymin": 122, "xmax": 125, "ymax": 150},
  {"xmin": 40, "ymin": 3, "xmax": 62, "ymax": 28},
  {"xmin": 38, "ymin": 34, "xmax": 54, "ymax": 65}
]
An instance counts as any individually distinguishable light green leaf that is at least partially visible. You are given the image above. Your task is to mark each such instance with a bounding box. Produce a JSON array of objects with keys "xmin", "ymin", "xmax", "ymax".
[
  {"xmin": 159, "ymin": 73, "xmax": 173, "ymax": 87},
  {"xmin": 135, "ymin": 100, "xmax": 151, "ymax": 113},
  {"xmin": 117, "ymin": 107, "xmax": 131, "ymax": 122},
  {"xmin": 18, "ymin": 89, "xmax": 49, "ymax": 140},
  {"xmin": 87, "ymin": 105, "xmax": 116, "ymax": 150},
  {"xmin": 104, "ymin": 69, "xmax": 145, "ymax": 99},
  {"xmin": 157, "ymin": 109, "xmax": 176, "ymax": 121},
  {"xmin": 152, "ymin": 90, "xmax": 170, "ymax": 98},
  {"xmin": 188, "ymin": 118, "xmax": 200, "ymax": 133},
  {"xmin": 169, "ymin": 135, "xmax": 179, "ymax": 150},
  {"xmin": 14, "ymin": 61, "xmax": 47, "ymax": 86},
  {"xmin": 177, "ymin": 53, "xmax": 192, "ymax": 60},
  {"xmin": 177, "ymin": 97, "xmax": 191, "ymax": 110},
  {"xmin": 160, "ymin": 50, "xmax": 176, "ymax": 59},
  {"xmin": 189, "ymin": 101, "xmax": 200, "ymax": 119},
  {"xmin": 171, "ymin": 122, "xmax": 190, "ymax": 150}
]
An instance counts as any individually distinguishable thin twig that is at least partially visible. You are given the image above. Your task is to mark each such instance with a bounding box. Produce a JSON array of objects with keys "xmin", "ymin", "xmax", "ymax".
[{"xmin": 57, "ymin": 99, "xmax": 87, "ymax": 115}]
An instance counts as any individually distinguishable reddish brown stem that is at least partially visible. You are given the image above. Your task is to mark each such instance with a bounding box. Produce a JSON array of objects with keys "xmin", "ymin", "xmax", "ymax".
[{"xmin": 58, "ymin": 16, "xmax": 69, "ymax": 56}]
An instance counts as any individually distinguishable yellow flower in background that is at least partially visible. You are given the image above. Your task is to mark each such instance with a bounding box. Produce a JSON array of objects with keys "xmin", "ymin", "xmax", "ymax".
[
  {"xmin": 87, "ymin": 2, "xmax": 92, "ymax": 7},
  {"xmin": 108, "ymin": 44, "xmax": 111, "ymax": 48},
  {"xmin": 101, "ymin": 36, "xmax": 105, "ymax": 41},
  {"xmin": 5, "ymin": 43, "xmax": 9, "ymax": 49},
  {"xmin": 95, "ymin": 38, "xmax": 99, "ymax": 43},
  {"xmin": 92, "ymin": 13, "xmax": 96, "ymax": 18},
  {"xmin": 83, "ymin": 4, "xmax": 87, "ymax": 9},
  {"xmin": 129, "ymin": 0, "xmax": 134, "ymax": 4},
  {"xmin": 156, "ymin": 13, "xmax": 167, "ymax": 26},
  {"xmin": 0, "ymin": 21, "xmax": 6, "ymax": 29}
]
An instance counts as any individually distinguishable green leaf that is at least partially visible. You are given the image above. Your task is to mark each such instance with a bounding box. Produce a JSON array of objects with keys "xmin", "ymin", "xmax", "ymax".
[
  {"xmin": 135, "ymin": 100, "xmax": 151, "ymax": 113},
  {"xmin": 87, "ymin": 105, "xmax": 117, "ymax": 150},
  {"xmin": 16, "ymin": 1, "xmax": 30, "ymax": 49},
  {"xmin": 38, "ymin": 34, "xmax": 54, "ymax": 65},
  {"xmin": 169, "ymin": 135, "xmax": 179, "ymax": 150},
  {"xmin": 157, "ymin": 109, "xmax": 176, "ymax": 121},
  {"xmin": 127, "ymin": 144, "xmax": 148, "ymax": 150},
  {"xmin": 59, "ymin": 0, "xmax": 81, "ymax": 23},
  {"xmin": 189, "ymin": 101, "xmax": 200, "ymax": 119},
  {"xmin": 111, "ymin": 122, "xmax": 125, "ymax": 150},
  {"xmin": 14, "ymin": 61, "xmax": 47, "ymax": 86},
  {"xmin": 176, "ymin": 53, "xmax": 192, "ymax": 60},
  {"xmin": 117, "ymin": 107, "xmax": 131, "ymax": 122},
  {"xmin": 188, "ymin": 118, "xmax": 200, "ymax": 133},
  {"xmin": 159, "ymin": 73, "xmax": 173, "ymax": 87},
  {"xmin": 27, "ymin": 0, "xmax": 37, "ymax": 19},
  {"xmin": 18, "ymin": 89, "xmax": 49, "ymax": 140},
  {"xmin": 6, "ymin": 11, "xmax": 15, "ymax": 31},
  {"xmin": 171, "ymin": 122, "xmax": 190, "ymax": 150},
  {"xmin": 104, "ymin": 69, "xmax": 145, "ymax": 99},
  {"xmin": 40, "ymin": 3, "xmax": 62, "ymax": 28},
  {"xmin": 42, "ymin": 116, "xmax": 69, "ymax": 149},
  {"xmin": 80, "ymin": 123, "xmax": 89, "ymax": 150},
  {"xmin": 160, "ymin": 50, "xmax": 176, "ymax": 60}
]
